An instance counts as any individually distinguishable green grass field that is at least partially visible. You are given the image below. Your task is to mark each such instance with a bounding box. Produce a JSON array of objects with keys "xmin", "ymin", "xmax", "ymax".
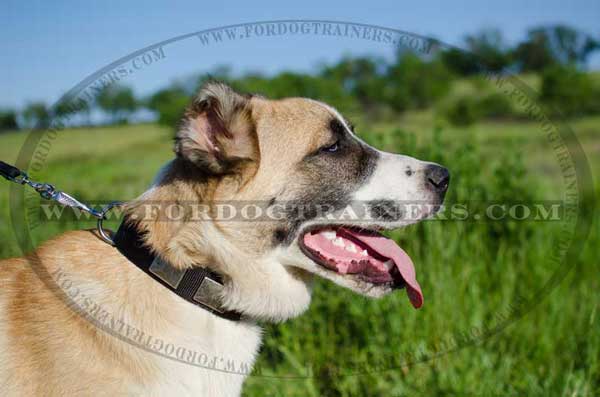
[{"xmin": 0, "ymin": 115, "xmax": 598, "ymax": 396}]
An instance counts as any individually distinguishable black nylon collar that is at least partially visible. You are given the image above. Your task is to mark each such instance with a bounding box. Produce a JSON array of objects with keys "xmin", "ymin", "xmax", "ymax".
[{"xmin": 112, "ymin": 219, "xmax": 242, "ymax": 322}]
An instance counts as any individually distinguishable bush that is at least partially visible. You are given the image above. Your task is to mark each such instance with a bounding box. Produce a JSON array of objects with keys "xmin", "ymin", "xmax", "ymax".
[
  {"xmin": 0, "ymin": 109, "xmax": 18, "ymax": 132},
  {"xmin": 385, "ymin": 54, "xmax": 453, "ymax": 112},
  {"xmin": 444, "ymin": 97, "xmax": 480, "ymax": 126},
  {"xmin": 445, "ymin": 93, "xmax": 514, "ymax": 126},
  {"xmin": 477, "ymin": 93, "xmax": 514, "ymax": 118},
  {"xmin": 540, "ymin": 65, "xmax": 600, "ymax": 117}
]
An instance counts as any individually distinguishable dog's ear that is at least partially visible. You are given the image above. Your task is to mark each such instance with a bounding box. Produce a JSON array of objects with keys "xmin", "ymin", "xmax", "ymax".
[{"xmin": 175, "ymin": 82, "xmax": 258, "ymax": 173}]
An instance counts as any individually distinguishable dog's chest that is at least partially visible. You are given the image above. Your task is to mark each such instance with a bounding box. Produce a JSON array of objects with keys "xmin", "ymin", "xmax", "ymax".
[{"xmin": 131, "ymin": 306, "xmax": 262, "ymax": 396}]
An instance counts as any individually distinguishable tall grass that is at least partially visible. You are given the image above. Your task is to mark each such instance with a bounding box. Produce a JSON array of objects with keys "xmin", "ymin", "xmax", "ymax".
[
  {"xmin": 0, "ymin": 120, "xmax": 597, "ymax": 396},
  {"xmin": 243, "ymin": 124, "xmax": 598, "ymax": 396}
]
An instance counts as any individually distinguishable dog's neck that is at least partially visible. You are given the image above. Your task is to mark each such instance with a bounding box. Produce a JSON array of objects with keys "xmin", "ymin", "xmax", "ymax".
[
  {"xmin": 108, "ymin": 159, "xmax": 314, "ymax": 393},
  {"xmin": 110, "ymin": 254, "xmax": 263, "ymax": 395},
  {"xmin": 113, "ymin": 218, "xmax": 243, "ymax": 321},
  {"xmin": 124, "ymin": 159, "xmax": 314, "ymax": 322}
]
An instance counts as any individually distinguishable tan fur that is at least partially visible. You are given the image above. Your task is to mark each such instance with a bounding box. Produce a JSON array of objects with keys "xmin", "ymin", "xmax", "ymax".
[
  {"xmin": 130, "ymin": 94, "xmax": 342, "ymax": 267},
  {"xmin": 0, "ymin": 83, "xmax": 444, "ymax": 395},
  {"xmin": 0, "ymin": 92, "xmax": 342, "ymax": 395},
  {"xmin": 0, "ymin": 231, "xmax": 162, "ymax": 394}
]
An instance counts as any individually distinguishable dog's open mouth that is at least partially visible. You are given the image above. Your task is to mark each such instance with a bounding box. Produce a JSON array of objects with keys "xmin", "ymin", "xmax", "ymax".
[{"xmin": 300, "ymin": 226, "xmax": 423, "ymax": 308}]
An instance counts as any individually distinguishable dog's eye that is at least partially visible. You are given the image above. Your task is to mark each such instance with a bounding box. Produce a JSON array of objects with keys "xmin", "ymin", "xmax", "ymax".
[{"xmin": 321, "ymin": 141, "xmax": 339, "ymax": 153}]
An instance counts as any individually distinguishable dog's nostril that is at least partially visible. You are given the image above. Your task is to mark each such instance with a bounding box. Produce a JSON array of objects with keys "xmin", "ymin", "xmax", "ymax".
[{"xmin": 425, "ymin": 165, "xmax": 450, "ymax": 192}]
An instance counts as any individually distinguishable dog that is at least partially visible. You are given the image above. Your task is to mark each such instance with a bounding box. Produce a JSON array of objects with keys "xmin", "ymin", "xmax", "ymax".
[{"xmin": 0, "ymin": 82, "xmax": 448, "ymax": 396}]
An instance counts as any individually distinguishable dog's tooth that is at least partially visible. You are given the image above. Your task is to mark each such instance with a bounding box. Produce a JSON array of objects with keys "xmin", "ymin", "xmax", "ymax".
[
  {"xmin": 333, "ymin": 237, "xmax": 345, "ymax": 247},
  {"xmin": 322, "ymin": 231, "xmax": 336, "ymax": 240},
  {"xmin": 345, "ymin": 244, "xmax": 357, "ymax": 253},
  {"xmin": 384, "ymin": 260, "xmax": 394, "ymax": 270},
  {"xmin": 360, "ymin": 249, "xmax": 368, "ymax": 256}
]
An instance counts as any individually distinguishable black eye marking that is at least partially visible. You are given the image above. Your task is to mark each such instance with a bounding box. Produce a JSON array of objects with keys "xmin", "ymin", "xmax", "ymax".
[
  {"xmin": 405, "ymin": 167, "xmax": 413, "ymax": 176},
  {"xmin": 318, "ymin": 117, "xmax": 352, "ymax": 155},
  {"xmin": 329, "ymin": 118, "xmax": 348, "ymax": 138},
  {"xmin": 301, "ymin": 118, "xmax": 350, "ymax": 158}
]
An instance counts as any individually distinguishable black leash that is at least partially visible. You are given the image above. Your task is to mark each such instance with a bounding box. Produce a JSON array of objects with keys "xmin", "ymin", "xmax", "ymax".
[
  {"xmin": 1, "ymin": 160, "xmax": 241, "ymax": 321},
  {"xmin": 0, "ymin": 161, "xmax": 22, "ymax": 181}
]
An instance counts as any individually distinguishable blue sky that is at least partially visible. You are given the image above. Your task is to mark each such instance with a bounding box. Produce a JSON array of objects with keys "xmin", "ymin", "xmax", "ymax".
[{"xmin": 1, "ymin": 0, "xmax": 599, "ymax": 109}]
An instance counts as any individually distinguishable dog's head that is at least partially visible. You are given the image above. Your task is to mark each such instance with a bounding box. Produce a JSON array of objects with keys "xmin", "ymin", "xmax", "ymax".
[{"xmin": 135, "ymin": 82, "xmax": 449, "ymax": 321}]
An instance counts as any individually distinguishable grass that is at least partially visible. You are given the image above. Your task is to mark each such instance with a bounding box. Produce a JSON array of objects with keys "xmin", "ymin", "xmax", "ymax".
[{"xmin": 0, "ymin": 115, "xmax": 598, "ymax": 396}]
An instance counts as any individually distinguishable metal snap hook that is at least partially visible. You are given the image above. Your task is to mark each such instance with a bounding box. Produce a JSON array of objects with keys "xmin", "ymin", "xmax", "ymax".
[{"xmin": 96, "ymin": 201, "xmax": 123, "ymax": 246}]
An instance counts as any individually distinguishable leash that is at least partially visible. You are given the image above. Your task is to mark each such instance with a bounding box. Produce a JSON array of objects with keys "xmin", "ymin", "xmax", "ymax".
[
  {"xmin": 1, "ymin": 160, "xmax": 242, "ymax": 321},
  {"xmin": 0, "ymin": 160, "xmax": 120, "ymax": 245}
]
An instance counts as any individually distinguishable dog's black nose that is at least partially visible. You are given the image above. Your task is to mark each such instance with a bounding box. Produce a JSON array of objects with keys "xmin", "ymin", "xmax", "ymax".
[{"xmin": 425, "ymin": 165, "xmax": 450, "ymax": 193}]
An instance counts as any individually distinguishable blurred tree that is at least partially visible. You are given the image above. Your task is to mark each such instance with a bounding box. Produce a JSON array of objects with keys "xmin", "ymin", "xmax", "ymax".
[
  {"xmin": 53, "ymin": 97, "xmax": 92, "ymax": 127},
  {"xmin": 440, "ymin": 48, "xmax": 480, "ymax": 76},
  {"xmin": 0, "ymin": 109, "xmax": 18, "ymax": 132},
  {"xmin": 77, "ymin": 99, "xmax": 92, "ymax": 126},
  {"xmin": 513, "ymin": 28, "xmax": 557, "ymax": 72},
  {"xmin": 233, "ymin": 71, "xmax": 358, "ymax": 113},
  {"xmin": 197, "ymin": 66, "xmax": 234, "ymax": 91},
  {"xmin": 464, "ymin": 29, "xmax": 512, "ymax": 72},
  {"xmin": 513, "ymin": 25, "xmax": 599, "ymax": 71},
  {"xmin": 385, "ymin": 53, "xmax": 453, "ymax": 111},
  {"xmin": 545, "ymin": 25, "xmax": 599, "ymax": 66},
  {"xmin": 321, "ymin": 57, "xmax": 387, "ymax": 110},
  {"xmin": 440, "ymin": 29, "xmax": 511, "ymax": 75},
  {"xmin": 96, "ymin": 84, "xmax": 138, "ymax": 124},
  {"xmin": 147, "ymin": 86, "xmax": 190, "ymax": 127},
  {"xmin": 54, "ymin": 101, "xmax": 73, "ymax": 120},
  {"xmin": 22, "ymin": 102, "xmax": 50, "ymax": 129}
]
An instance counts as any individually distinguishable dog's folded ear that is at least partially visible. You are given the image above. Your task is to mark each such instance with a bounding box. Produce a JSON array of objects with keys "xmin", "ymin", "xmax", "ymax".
[{"xmin": 175, "ymin": 82, "xmax": 258, "ymax": 174}]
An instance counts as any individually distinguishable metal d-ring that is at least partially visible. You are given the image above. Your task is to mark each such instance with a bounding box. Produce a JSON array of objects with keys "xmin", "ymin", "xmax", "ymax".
[{"xmin": 96, "ymin": 201, "xmax": 123, "ymax": 246}]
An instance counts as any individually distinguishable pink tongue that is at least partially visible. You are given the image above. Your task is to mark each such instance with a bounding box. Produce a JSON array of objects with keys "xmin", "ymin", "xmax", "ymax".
[{"xmin": 338, "ymin": 229, "xmax": 423, "ymax": 309}]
